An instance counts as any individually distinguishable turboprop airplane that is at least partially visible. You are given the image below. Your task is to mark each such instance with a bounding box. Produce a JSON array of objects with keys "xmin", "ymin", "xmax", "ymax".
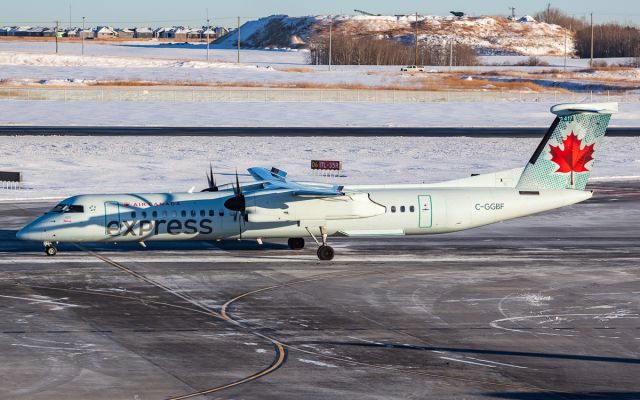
[{"xmin": 16, "ymin": 103, "xmax": 617, "ymax": 260}]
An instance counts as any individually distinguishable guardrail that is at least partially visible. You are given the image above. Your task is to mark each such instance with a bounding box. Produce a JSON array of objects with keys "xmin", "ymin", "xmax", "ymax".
[{"xmin": 0, "ymin": 86, "xmax": 637, "ymax": 104}]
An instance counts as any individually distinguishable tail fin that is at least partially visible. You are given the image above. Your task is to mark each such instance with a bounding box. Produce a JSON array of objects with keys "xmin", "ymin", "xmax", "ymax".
[{"xmin": 516, "ymin": 103, "xmax": 617, "ymax": 191}]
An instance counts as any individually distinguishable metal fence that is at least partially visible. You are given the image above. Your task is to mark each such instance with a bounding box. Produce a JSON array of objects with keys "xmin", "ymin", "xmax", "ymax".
[{"xmin": 0, "ymin": 86, "xmax": 638, "ymax": 104}]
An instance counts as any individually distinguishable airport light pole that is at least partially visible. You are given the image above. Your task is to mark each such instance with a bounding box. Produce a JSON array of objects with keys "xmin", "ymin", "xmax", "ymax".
[
  {"xmin": 328, "ymin": 20, "xmax": 332, "ymax": 71},
  {"xmin": 563, "ymin": 26, "xmax": 567, "ymax": 72},
  {"xmin": 55, "ymin": 21, "xmax": 59, "ymax": 54},
  {"xmin": 82, "ymin": 16, "xmax": 85, "ymax": 56},
  {"xmin": 414, "ymin": 12, "xmax": 419, "ymax": 65},
  {"xmin": 449, "ymin": 36, "xmax": 454, "ymax": 72},
  {"xmin": 237, "ymin": 16, "xmax": 240, "ymax": 64},
  {"xmin": 206, "ymin": 9, "xmax": 210, "ymax": 62},
  {"xmin": 590, "ymin": 13, "xmax": 594, "ymax": 68}
]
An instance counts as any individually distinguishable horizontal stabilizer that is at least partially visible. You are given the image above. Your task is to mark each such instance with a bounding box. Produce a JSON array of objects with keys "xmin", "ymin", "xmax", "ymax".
[{"xmin": 247, "ymin": 167, "xmax": 344, "ymax": 197}]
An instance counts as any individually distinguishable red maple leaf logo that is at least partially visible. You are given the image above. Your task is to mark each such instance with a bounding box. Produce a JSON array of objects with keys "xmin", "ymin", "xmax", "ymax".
[{"xmin": 549, "ymin": 132, "xmax": 594, "ymax": 173}]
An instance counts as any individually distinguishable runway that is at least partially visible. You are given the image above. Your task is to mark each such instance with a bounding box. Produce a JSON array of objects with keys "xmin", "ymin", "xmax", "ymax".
[
  {"xmin": 0, "ymin": 125, "xmax": 638, "ymax": 137},
  {"xmin": 0, "ymin": 180, "xmax": 639, "ymax": 399}
]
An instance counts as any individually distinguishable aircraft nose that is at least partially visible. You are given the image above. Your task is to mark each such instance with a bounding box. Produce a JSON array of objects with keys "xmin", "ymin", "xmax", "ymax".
[{"xmin": 16, "ymin": 225, "xmax": 41, "ymax": 241}]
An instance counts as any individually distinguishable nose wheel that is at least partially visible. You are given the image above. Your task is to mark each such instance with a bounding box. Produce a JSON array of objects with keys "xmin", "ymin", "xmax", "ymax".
[
  {"xmin": 316, "ymin": 245, "xmax": 334, "ymax": 261},
  {"xmin": 305, "ymin": 226, "xmax": 334, "ymax": 261}
]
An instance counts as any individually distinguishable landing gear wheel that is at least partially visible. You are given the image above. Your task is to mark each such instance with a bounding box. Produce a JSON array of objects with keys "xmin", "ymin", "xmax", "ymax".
[
  {"xmin": 288, "ymin": 237, "xmax": 305, "ymax": 250},
  {"xmin": 317, "ymin": 245, "xmax": 334, "ymax": 261},
  {"xmin": 45, "ymin": 246, "xmax": 57, "ymax": 256}
]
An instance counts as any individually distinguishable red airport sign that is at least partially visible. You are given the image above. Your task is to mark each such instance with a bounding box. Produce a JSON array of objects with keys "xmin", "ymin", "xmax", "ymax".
[{"xmin": 311, "ymin": 160, "xmax": 342, "ymax": 170}]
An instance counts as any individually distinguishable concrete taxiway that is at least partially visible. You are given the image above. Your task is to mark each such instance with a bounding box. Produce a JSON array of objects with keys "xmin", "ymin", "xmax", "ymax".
[{"xmin": 0, "ymin": 180, "xmax": 638, "ymax": 399}]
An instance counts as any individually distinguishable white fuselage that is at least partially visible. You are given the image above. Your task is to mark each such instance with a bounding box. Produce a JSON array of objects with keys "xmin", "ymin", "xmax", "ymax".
[{"xmin": 17, "ymin": 185, "xmax": 592, "ymax": 243}]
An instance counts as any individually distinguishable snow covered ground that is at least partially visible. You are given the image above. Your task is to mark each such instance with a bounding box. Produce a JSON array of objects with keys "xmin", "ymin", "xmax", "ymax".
[
  {"xmin": 1, "ymin": 101, "xmax": 639, "ymax": 127},
  {"xmin": 0, "ymin": 135, "xmax": 637, "ymax": 201},
  {"xmin": 1, "ymin": 41, "xmax": 637, "ymax": 90}
]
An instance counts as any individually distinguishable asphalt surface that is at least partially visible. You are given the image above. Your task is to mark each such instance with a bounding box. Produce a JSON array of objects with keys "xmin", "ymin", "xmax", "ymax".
[
  {"xmin": 0, "ymin": 180, "xmax": 639, "ymax": 399},
  {"xmin": 0, "ymin": 126, "xmax": 638, "ymax": 137}
]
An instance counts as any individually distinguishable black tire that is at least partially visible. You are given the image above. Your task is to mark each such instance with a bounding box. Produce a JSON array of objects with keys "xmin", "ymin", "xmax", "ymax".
[
  {"xmin": 45, "ymin": 246, "xmax": 57, "ymax": 256},
  {"xmin": 317, "ymin": 245, "xmax": 334, "ymax": 261},
  {"xmin": 288, "ymin": 237, "xmax": 305, "ymax": 250}
]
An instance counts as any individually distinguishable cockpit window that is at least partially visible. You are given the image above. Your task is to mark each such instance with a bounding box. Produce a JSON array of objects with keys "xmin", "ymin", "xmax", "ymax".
[{"xmin": 50, "ymin": 204, "xmax": 84, "ymax": 213}]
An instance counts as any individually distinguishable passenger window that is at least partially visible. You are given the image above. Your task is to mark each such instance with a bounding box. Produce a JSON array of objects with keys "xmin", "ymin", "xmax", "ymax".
[
  {"xmin": 162, "ymin": 211, "xmax": 167, "ymax": 217},
  {"xmin": 131, "ymin": 212, "xmax": 136, "ymax": 219},
  {"xmin": 209, "ymin": 210, "xmax": 214, "ymax": 217},
  {"xmin": 142, "ymin": 211, "xmax": 147, "ymax": 218},
  {"xmin": 191, "ymin": 210, "xmax": 196, "ymax": 217},
  {"xmin": 172, "ymin": 211, "xmax": 177, "ymax": 218},
  {"xmin": 410, "ymin": 205, "xmax": 415, "ymax": 212},
  {"xmin": 181, "ymin": 210, "xmax": 186, "ymax": 218},
  {"xmin": 152, "ymin": 211, "xmax": 157, "ymax": 218},
  {"xmin": 390, "ymin": 206, "xmax": 396, "ymax": 213},
  {"xmin": 200, "ymin": 210, "xmax": 206, "ymax": 217},
  {"xmin": 400, "ymin": 206, "xmax": 405, "ymax": 213},
  {"xmin": 219, "ymin": 210, "xmax": 224, "ymax": 216}
]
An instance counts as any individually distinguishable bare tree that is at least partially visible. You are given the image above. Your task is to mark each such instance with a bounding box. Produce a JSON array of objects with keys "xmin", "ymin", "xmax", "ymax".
[
  {"xmin": 307, "ymin": 34, "xmax": 479, "ymax": 66},
  {"xmin": 575, "ymin": 23, "xmax": 640, "ymax": 58}
]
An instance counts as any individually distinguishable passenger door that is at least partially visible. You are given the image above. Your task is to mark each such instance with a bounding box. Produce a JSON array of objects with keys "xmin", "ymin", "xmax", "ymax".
[
  {"xmin": 418, "ymin": 195, "xmax": 432, "ymax": 228},
  {"xmin": 104, "ymin": 201, "xmax": 121, "ymax": 236}
]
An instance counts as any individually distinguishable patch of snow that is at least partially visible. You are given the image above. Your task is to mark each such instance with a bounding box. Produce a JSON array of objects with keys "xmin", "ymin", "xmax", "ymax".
[
  {"xmin": 297, "ymin": 358, "xmax": 338, "ymax": 368},
  {"xmin": 520, "ymin": 293, "xmax": 552, "ymax": 306}
]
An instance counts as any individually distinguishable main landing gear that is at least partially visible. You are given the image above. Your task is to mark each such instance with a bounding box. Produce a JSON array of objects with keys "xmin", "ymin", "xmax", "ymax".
[
  {"xmin": 287, "ymin": 237, "xmax": 305, "ymax": 250},
  {"xmin": 305, "ymin": 226, "xmax": 334, "ymax": 261},
  {"xmin": 44, "ymin": 241, "xmax": 58, "ymax": 256}
]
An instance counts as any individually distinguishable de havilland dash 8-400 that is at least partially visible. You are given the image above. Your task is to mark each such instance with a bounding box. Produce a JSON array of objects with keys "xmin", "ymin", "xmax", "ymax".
[{"xmin": 17, "ymin": 103, "xmax": 617, "ymax": 260}]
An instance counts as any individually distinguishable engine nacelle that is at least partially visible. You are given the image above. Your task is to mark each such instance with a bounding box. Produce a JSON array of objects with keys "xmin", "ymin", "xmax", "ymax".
[{"xmin": 245, "ymin": 192, "xmax": 385, "ymax": 223}]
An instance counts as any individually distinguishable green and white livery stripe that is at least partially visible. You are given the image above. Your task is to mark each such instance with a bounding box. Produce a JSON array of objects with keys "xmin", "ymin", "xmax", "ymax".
[{"xmin": 516, "ymin": 103, "xmax": 617, "ymax": 191}]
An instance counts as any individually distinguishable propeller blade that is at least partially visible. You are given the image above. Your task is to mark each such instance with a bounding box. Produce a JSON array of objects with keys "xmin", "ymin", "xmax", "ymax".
[
  {"xmin": 235, "ymin": 169, "xmax": 241, "ymax": 196},
  {"xmin": 202, "ymin": 163, "xmax": 218, "ymax": 192}
]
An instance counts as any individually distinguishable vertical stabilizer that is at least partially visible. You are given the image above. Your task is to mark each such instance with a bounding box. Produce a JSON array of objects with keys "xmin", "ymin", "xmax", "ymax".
[{"xmin": 516, "ymin": 103, "xmax": 617, "ymax": 191}]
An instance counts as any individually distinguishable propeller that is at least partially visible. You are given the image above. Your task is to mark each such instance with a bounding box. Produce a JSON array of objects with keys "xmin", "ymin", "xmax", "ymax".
[
  {"xmin": 223, "ymin": 169, "xmax": 247, "ymax": 239},
  {"xmin": 201, "ymin": 163, "xmax": 219, "ymax": 192}
]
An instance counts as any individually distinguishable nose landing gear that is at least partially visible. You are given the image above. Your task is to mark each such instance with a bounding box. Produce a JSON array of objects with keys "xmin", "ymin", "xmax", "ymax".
[
  {"xmin": 305, "ymin": 226, "xmax": 334, "ymax": 261},
  {"xmin": 44, "ymin": 241, "xmax": 58, "ymax": 256}
]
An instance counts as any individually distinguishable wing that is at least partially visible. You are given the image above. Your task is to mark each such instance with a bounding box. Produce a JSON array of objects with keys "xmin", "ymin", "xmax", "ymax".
[{"xmin": 247, "ymin": 167, "xmax": 344, "ymax": 197}]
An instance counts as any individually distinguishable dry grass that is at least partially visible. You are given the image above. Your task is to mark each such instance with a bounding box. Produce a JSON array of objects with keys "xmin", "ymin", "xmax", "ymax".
[
  {"xmin": 578, "ymin": 65, "xmax": 635, "ymax": 73},
  {"xmin": 90, "ymin": 80, "xmax": 210, "ymax": 87},
  {"xmin": 3, "ymin": 75, "xmax": 567, "ymax": 92},
  {"xmin": 276, "ymin": 67, "xmax": 315, "ymax": 73}
]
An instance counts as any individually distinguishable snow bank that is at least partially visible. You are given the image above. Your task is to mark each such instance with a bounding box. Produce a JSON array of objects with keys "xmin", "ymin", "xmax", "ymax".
[{"xmin": 215, "ymin": 14, "xmax": 572, "ymax": 56}]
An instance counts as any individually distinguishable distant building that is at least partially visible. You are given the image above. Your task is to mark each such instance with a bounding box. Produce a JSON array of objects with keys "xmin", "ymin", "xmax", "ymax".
[
  {"xmin": 135, "ymin": 27, "xmax": 153, "ymax": 39},
  {"xmin": 0, "ymin": 27, "xmax": 12, "ymax": 37},
  {"xmin": 154, "ymin": 27, "xmax": 177, "ymax": 39},
  {"xmin": 79, "ymin": 29, "xmax": 94, "ymax": 39},
  {"xmin": 116, "ymin": 28, "xmax": 135, "ymax": 39},
  {"xmin": 518, "ymin": 15, "xmax": 536, "ymax": 23},
  {"xmin": 95, "ymin": 26, "xmax": 117, "ymax": 39},
  {"xmin": 11, "ymin": 26, "xmax": 32, "ymax": 37},
  {"xmin": 187, "ymin": 28, "xmax": 203, "ymax": 40},
  {"xmin": 65, "ymin": 28, "xmax": 80, "ymax": 38},
  {"xmin": 42, "ymin": 28, "xmax": 57, "ymax": 37},
  {"xmin": 174, "ymin": 27, "xmax": 190, "ymax": 41},
  {"xmin": 214, "ymin": 27, "xmax": 229, "ymax": 37}
]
